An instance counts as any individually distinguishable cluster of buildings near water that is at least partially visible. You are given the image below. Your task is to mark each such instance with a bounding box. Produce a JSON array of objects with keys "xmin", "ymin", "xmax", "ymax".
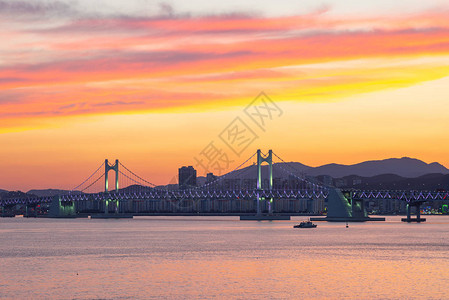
[
  {"xmin": 2, "ymin": 165, "xmax": 448, "ymax": 217},
  {"xmin": 172, "ymin": 166, "xmax": 448, "ymax": 216}
]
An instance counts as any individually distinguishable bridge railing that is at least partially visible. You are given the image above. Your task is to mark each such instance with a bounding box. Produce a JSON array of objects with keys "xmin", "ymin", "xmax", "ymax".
[
  {"xmin": 3, "ymin": 188, "xmax": 449, "ymax": 206},
  {"xmin": 58, "ymin": 188, "xmax": 328, "ymax": 202},
  {"xmin": 352, "ymin": 190, "xmax": 449, "ymax": 202}
]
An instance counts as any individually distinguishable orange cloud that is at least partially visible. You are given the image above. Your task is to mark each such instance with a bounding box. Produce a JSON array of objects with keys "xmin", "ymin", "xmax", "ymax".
[{"xmin": 1, "ymin": 10, "xmax": 449, "ymax": 131}]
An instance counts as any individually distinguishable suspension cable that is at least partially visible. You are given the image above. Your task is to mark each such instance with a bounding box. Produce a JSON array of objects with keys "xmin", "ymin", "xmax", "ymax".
[
  {"xmin": 272, "ymin": 152, "xmax": 326, "ymax": 190},
  {"xmin": 118, "ymin": 170, "xmax": 151, "ymax": 188},
  {"xmin": 274, "ymin": 163, "xmax": 314, "ymax": 187},
  {"xmin": 81, "ymin": 173, "xmax": 105, "ymax": 193},
  {"xmin": 119, "ymin": 162, "xmax": 158, "ymax": 187},
  {"xmin": 272, "ymin": 152, "xmax": 306, "ymax": 178},
  {"xmin": 71, "ymin": 161, "xmax": 105, "ymax": 192},
  {"xmin": 110, "ymin": 152, "xmax": 257, "ymax": 193},
  {"xmin": 118, "ymin": 169, "xmax": 172, "ymax": 193},
  {"xmin": 188, "ymin": 151, "xmax": 258, "ymax": 191}
]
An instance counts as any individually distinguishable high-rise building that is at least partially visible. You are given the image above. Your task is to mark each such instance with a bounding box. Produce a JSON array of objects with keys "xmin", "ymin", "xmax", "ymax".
[
  {"xmin": 178, "ymin": 166, "xmax": 197, "ymax": 189},
  {"xmin": 206, "ymin": 172, "xmax": 217, "ymax": 183}
]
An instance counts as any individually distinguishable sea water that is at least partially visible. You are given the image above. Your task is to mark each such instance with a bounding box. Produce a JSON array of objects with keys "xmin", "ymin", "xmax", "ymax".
[{"xmin": 1, "ymin": 216, "xmax": 449, "ymax": 299}]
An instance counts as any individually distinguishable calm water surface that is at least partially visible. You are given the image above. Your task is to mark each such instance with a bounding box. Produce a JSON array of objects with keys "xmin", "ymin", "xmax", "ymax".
[{"xmin": 1, "ymin": 216, "xmax": 449, "ymax": 299}]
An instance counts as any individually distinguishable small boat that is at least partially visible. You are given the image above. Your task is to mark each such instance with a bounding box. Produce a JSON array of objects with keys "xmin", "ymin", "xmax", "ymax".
[{"xmin": 294, "ymin": 220, "xmax": 317, "ymax": 228}]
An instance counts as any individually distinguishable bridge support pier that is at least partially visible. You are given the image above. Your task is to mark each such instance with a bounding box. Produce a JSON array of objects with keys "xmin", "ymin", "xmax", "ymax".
[
  {"xmin": 115, "ymin": 200, "xmax": 119, "ymax": 214},
  {"xmin": 104, "ymin": 159, "xmax": 119, "ymax": 215},
  {"xmin": 92, "ymin": 197, "xmax": 131, "ymax": 219},
  {"xmin": 256, "ymin": 149, "xmax": 273, "ymax": 216},
  {"xmin": 241, "ymin": 150, "xmax": 289, "ymax": 220},
  {"xmin": 402, "ymin": 202, "xmax": 425, "ymax": 223},
  {"xmin": 104, "ymin": 199, "xmax": 119, "ymax": 214},
  {"xmin": 49, "ymin": 196, "xmax": 76, "ymax": 218},
  {"xmin": 24, "ymin": 204, "xmax": 37, "ymax": 218},
  {"xmin": 310, "ymin": 188, "xmax": 385, "ymax": 222}
]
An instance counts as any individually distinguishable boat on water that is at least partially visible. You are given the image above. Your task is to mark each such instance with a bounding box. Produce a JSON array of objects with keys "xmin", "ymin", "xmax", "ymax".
[{"xmin": 293, "ymin": 220, "xmax": 317, "ymax": 228}]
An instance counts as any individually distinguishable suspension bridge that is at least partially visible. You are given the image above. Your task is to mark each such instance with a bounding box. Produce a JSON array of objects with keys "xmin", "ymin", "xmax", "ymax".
[{"xmin": 1, "ymin": 150, "xmax": 448, "ymax": 221}]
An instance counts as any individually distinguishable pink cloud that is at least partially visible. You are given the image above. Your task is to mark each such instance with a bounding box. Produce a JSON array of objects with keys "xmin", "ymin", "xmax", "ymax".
[{"xmin": 1, "ymin": 8, "xmax": 449, "ymax": 127}]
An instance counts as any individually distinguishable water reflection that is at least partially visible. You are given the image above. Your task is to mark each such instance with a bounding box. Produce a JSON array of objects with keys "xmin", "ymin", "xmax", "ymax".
[{"xmin": 1, "ymin": 216, "xmax": 448, "ymax": 299}]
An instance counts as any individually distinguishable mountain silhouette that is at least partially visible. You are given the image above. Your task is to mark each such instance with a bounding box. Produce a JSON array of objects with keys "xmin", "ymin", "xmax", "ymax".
[
  {"xmin": 1, "ymin": 157, "xmax": 447, "ymax": 194},
  {"xmin": 220, "ymin": 157, "xmax": 448, "ymax": 180},
  {"xmin": 307, "ymin": 157, "xmax": 449, "ymax": 178}
]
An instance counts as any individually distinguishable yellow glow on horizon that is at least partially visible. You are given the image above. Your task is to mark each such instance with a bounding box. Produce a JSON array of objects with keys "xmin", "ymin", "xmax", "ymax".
[
  {"xmin": 1, "ymin": 75, "xmax": 449, "ymax": 190},
  {"xmin": 2, "ymin": 55, "xmax": 449, "ymax": 134},
  {"xmin": 2, "ymin": 8, "xmax": 449, "ymax": 191}
]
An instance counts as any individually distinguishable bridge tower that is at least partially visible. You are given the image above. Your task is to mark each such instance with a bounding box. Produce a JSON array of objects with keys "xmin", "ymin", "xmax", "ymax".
[
  {"xmin": 403, "ymin": 201, "xmax": 426, "ymax": 223},
  {"xmin": 104, "ymin": 159, "xmax": 119, "ymax": 214},
  {"xmin": 105, "ymin": 159, "xmax": 119, "ymax": 192},
  {"xmin": 256, "ymin": 149, "xmax": 273, "ymax": 215},
  {"xmin": 49, "ymin": 196, "xmax": 76, "ymax": 218}
]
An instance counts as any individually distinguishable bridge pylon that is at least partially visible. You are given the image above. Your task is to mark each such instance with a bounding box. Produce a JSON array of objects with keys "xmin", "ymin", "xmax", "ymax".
[
  {"xmin": 105, "ymin": 159, "xmax": 119, "ymax": 193},
  {"xmin": 402, "ymin": 202, "xmax": 426, "ymax": 223},
  {"xmin": 256, "ymin": 149, "xmax": 273, "ymax": 215},
  {"xmin": 105, "ymin": 159, "xmax": 119, "ymax": 214},
  {"xmin": 49, "ymin": 196, "xmax": 76, "ymax": 218}
]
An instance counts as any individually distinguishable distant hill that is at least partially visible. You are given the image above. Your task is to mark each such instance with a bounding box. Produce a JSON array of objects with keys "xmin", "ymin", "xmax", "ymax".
[
  {"xmin": 4, "ymin": 157, "xmax": 448, "ymax": 193},
  {"xmin": 0, "ymin": 190, "xmax": 37, "ymax": 200},
  {"xmin": 215, "ymin": 157, "xmax": 448, "ymax": 180},
  {"xmin": 307, "ymin": 157, "xmax": 449, "ymax": 178},
  {"xmin": 197, "ymin": 176, "xmax": 207, "ymax": 186},
  {"xmin": 0, "ymin": 189, "xmax": 8, "ymax": 200},
  {"xmin": 331, "ymin": 173, "xmax": 449, "ymax": 191},
  {"xmin": 221, "ymin": 163, "xmax": 309, "ymax": 180},
  {"xmin": 118, "ymin": 185, "xmax": 154, "ymax": 193},
  {"xmin": 27, "ymin": 189, "xmax": 82, "ymax": 197}
]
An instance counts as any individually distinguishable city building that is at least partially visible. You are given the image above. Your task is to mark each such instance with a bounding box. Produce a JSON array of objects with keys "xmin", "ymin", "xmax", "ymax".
[
  {"xmin": 178, "ymin": 166, "xmax": 197, "ymax": 189},
  {"xmin": 206, "ymin": 172, "xmax": 217, "ymax": 183},
  {"xmin": 321, "ymin": 175, "xmax": 333, "ymax": 186}
]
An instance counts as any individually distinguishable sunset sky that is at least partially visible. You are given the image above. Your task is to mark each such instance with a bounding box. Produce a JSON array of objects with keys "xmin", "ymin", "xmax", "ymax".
[{"xmin": 1, "ymin": 0, "xmax": 449, "ymax": 191}]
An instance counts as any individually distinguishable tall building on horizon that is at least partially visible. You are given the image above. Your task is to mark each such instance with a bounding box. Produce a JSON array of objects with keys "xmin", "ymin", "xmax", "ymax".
[
  {"xmin": 206, "ymin": 172, "xmax": 217, "ymax": 183},
  {"xmin": 178, "ymin": 166, "xmax": 197, "ymax": 189}
]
